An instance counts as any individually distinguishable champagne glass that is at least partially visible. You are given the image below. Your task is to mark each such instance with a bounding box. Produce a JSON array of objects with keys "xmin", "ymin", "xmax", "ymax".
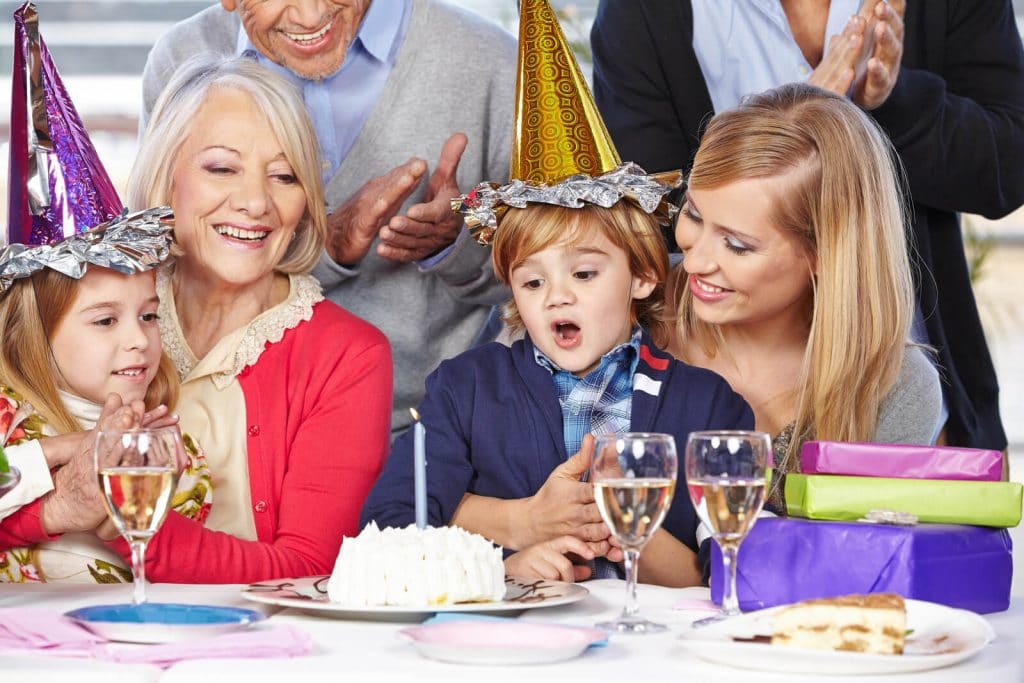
[
  {"xmin": 94, "ymin": 426, "xmax": 184, "ymax": 605},
  {"xmin": 591, "ymin": 433, "xmax": 677, "ymax": 634},
  {"xmin": 685, "ymin": 430, "xmax": 770, "ymax": 626}
]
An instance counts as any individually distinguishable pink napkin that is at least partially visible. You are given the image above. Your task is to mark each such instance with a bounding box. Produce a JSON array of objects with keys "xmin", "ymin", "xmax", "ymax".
[
  {"xmin": 108, "ymin": 625, "xmax": 312, "ymax": 667},
  {"xmin": 0, "ymin": 607, "xmax": 105, "ymax": 657},
  {"xmin": 0, "ymin": 607, "xmax": 312, "ymax": 668}
]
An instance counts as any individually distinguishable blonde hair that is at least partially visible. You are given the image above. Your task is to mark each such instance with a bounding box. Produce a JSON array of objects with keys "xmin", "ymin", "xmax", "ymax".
[
  {"xmin": 668, "ymin": 83, "xmax": 915, "ymax": 468},
  {"xmin": 493, "ymin": 202, "xmax": 670, "ymax": 343},
  {"xmin": 0, "ymin": 269, "xmax": 178, "ymax": 435},
  {"xmin": 127, "ymin": 55, "xmax": 326, "ymax": 274}
]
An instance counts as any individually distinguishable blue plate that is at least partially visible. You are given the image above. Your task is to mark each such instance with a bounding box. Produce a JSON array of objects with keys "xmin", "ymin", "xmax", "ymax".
[{"xmin": 66, "ymin": 603, "xmax": 264, "ymax": 644}]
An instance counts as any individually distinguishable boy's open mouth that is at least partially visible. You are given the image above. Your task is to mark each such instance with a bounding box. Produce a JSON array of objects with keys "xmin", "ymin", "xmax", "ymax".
[{"xmin": 553, "ymin": 321, "xmax": 581, "ymax": 348}]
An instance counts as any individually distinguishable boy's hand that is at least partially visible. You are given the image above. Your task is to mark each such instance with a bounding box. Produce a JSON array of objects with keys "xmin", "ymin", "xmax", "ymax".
[
  {"xmin": 521, "ymin": 435, "xmax": 610, "ymax": 547},
  {"xmin": 504, "ymin": 535, "xmax": 597, "ymax": 582}
]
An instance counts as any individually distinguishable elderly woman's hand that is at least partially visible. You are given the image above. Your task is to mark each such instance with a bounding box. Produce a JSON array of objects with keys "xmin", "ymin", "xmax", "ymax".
[{"xmin": 38, "ymin": 395, "xmax": 146, "ymax": 535}]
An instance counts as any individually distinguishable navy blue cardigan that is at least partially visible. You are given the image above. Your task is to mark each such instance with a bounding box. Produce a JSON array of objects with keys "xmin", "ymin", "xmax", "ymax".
[{"xmin": 360, "ymin": 330, "xmax": 754, "ymax": 554}]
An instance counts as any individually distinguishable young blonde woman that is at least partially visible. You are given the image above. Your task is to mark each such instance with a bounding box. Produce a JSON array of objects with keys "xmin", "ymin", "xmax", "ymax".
[{"xmin": 667, "ymin": 83, "xmax": 942, "ymax": 511}]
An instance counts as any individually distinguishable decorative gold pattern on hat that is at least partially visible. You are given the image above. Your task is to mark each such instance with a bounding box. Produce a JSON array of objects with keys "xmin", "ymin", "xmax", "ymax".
[{"xmin": 511, "ymin": 0, "xmax": 621, "ymax": 184}]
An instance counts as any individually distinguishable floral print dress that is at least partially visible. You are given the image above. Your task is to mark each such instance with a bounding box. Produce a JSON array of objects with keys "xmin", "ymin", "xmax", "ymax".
[{"xmin": 0, "ymin": 385, "xmax": 213, "ymax": 583}]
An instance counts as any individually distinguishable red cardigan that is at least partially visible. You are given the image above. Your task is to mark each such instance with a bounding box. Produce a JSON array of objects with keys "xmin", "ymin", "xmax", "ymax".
[{"xmin": 111, "ymin": 300, "xmax": 393, "ymax": 583}]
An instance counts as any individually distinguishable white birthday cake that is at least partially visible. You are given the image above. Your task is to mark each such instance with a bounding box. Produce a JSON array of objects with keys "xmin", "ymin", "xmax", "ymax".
[{"xmin": 327, "ymin": 522, "xmax": 506, "ymax": 607}]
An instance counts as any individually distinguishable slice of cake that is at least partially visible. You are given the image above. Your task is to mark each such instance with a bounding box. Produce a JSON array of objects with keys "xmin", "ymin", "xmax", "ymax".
[
  {"xmin": 327, "ymin": 522, "xmax": 506, "ymax": 607},
  {"xmin": 771, "ymin": 593, "xmax": 906, "ymax": 654}
]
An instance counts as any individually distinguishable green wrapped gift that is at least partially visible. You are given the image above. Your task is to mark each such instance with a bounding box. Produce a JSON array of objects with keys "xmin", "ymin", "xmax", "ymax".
[
  {"xmin": 785, "ymin": 473, "xmax": 1023, "ymax": 528},
  {"xmin": 0, "ymin": 444, "xmax": 8, "ymax": 473}
]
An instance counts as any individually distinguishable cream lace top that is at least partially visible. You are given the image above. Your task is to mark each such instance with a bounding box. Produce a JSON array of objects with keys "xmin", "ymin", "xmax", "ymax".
[{"xmin": 157, "ymin": 269, "xmax": 323, "ymax": 540}]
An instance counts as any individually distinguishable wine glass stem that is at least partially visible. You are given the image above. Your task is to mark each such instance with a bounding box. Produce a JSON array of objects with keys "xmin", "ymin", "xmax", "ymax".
[
  {"xmin": 621, "ymin": 548, "xmax": 641, "ymax": 619},
  {"xmin": 720, "ymin": 541, "xmax": 741, "ymax": 617},
  {"xmin": 130, "ymin": 540, "xmax": 148, "ymax": 605}
]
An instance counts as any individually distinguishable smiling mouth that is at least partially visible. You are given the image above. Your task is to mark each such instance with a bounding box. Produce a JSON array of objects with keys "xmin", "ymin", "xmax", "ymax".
[
  {"xmin": 694, "ymin": 277, "xmax": 728, "ymax": 294},
  {"xmin": 216, "ymin": 225, "xmax": 269, "ymax": 242},
  {"xmin": 282, "ymin": 20, "xmax": 333, "ymax": 45},
  {"xmin": 112, "ymin": 367, "xmax": 146, "ymax": 378}
]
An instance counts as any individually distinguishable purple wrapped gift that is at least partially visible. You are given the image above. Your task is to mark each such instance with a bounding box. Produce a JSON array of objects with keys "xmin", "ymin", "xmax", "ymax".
[
  {"xmin": 710, "ymin": 517, "xmax": 1012, "ymax": 614},
  {"xmin": 799, "ymin": 441, "xmax": 1003, "ymax": 481}
]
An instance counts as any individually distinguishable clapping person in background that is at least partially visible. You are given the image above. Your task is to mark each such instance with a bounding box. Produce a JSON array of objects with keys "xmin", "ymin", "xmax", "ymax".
[
  {"xmin": 592, "ymin": 0, "xmax": 1024, "ymax": 460},
  {"xmin": 360, "ymin": 2, "xmax": 753, "ymax": 587},
  {"xmin": 667, "ymin": 83, "xmax": 942, "ymax": 512},
  {"xmin": 126, "ymin": 56, "xmax": 392, "ymax": 583}
]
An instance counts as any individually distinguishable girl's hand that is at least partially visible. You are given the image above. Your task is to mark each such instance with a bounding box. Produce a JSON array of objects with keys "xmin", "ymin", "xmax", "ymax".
[
  {"xmin": 141, "ymin": 404, "xmax": 180, "ymax": 430},
  {"xmin": 504, "ymin": 535, "xmax": 598, "ymax": 583}
]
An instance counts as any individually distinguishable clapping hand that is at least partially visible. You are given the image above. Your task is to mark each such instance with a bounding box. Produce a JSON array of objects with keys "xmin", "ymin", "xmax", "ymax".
[
  {"xmin": 809, "ymin": 0, "xmax": 904, "ymax": 110},
  {"xmin": 325, "ymin": 158, "xmax": 427, "ymax": 266},
  {"xmin": 324, "ymin": 133, "xmax": 468, "ymax": 266},
  {"xmin": 853, "ymin": 0, "xmax": 904, "ymax": 110},
  {"xmin": 378, "ymin": 133, "xmax": 468, "ymax": 263}
]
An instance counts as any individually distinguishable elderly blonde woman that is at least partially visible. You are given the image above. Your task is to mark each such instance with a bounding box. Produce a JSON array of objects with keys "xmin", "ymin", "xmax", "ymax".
[
  {"xmin": 127, "ymin": 56, "xmax": 392, "ymax": 582},
  {"xmin": 667, "ymin": 83, "xmax": 943, "ymax": 511}
]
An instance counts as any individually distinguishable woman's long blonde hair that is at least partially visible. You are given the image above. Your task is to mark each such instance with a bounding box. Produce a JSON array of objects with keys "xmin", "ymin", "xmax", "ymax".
[
  {"xmin": 668, "ymin": 83, "xmax": 915, "ymax": 468},
  {"xmin": 0, "ymin": 269, "xmax": 178, "ymax": 435}
]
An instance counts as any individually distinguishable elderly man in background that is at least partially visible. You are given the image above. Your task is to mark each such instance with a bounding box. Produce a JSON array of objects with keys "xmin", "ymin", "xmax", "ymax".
[{"xmin": 142, "ymin": 0, "xmax": 517, "ymax": 436}]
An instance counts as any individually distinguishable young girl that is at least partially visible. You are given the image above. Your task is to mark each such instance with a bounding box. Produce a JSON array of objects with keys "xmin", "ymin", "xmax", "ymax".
[
  {"xmin": 0, "ymin": 220, "xmax": 212, "ymax": 583},
  {"xmin": 667, "ymin": 83, "xmax": 943, "ymax": 511}
]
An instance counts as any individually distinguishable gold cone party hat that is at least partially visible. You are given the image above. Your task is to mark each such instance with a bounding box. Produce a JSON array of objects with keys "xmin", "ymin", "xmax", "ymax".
[
  {"xmin": 452, "ymin": 0, "xmax": 679, "ymax": 244},
  {"xmin": 511, "ymin": 0, "xmax": 620, "ymax": 184}
]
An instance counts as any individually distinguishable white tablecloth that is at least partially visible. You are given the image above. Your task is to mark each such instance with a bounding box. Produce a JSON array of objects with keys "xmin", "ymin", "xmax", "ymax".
[{"xmin": 2, "ymin": 580, "xmax": 1022, "ymax": 682}]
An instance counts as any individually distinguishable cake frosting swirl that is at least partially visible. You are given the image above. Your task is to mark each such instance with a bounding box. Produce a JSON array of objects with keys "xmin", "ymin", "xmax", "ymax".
[{"xmin": 327, "ymin": 522, "xmax": 506, "ymax": 607}]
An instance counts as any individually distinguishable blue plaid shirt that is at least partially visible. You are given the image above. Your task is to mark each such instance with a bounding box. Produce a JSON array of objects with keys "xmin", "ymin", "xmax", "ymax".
[
  {"xmin": 534, "ymin": 329, "xmax": 642, "ymax": 580},
  {"xmin": 533, "ymin": 328, "xmax": 642, "ymax": 457}
]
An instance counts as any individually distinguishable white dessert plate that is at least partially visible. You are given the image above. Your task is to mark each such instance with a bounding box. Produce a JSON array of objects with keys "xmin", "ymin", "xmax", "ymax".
[
  {"xmin": 400, "ymin": 620, "xmax": 607, "ymax": 665},
  {"xmin": 65, "ymin": 603, "xmax": 265, "ymax": 644},
  {"xmin": 676, "ymin": 598, "xmax": 995, "ymax": 675},
  {"xmin": 241, "ymin": 575, "xmax": 589, "ymax": 622}
]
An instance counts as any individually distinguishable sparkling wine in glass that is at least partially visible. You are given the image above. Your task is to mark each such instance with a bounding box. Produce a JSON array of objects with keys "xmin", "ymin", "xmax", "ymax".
[
  {"xmin": 95, "ymin": 427, "xmax": 184, "ymax": 605},
  {"xmin": 591, "ymin": 433, "xmax": 677, "ymax": 634},
  {"xmin": 685, "ymin": 430, "xmax": 770, "ymax": 625}
]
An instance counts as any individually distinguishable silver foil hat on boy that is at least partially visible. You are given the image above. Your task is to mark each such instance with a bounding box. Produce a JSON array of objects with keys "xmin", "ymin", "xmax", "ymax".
[
  {"xmin": 452, "ymin": 0, "xmax": 680, "ymax": 245},
  {"xmin": 2, "ymin": 2, "xmax": 173, "ymax": 293}
]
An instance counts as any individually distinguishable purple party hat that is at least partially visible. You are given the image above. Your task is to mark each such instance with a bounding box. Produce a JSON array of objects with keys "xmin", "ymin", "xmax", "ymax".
[{"xmin": 7, "ymin": 1, "xmax": 122, "ymax": 247}]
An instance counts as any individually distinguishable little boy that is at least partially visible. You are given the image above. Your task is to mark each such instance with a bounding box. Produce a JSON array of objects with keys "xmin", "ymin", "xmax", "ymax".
[
  {"xmin": 360, "ymin": 201, "xmax": 753, "ymax": 585},
  {"xmin": 359, "ymin": 0, "xmax": 753, "ymax": 586}
]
